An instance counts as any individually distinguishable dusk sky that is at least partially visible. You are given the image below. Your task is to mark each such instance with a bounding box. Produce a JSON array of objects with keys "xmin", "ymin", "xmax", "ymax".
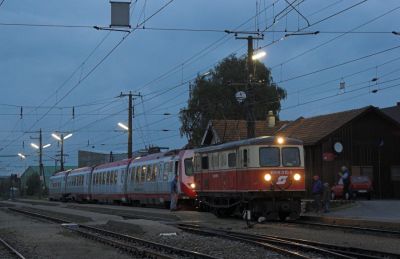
[{"xmin": 0, "ymin": 0, "xmax": 399, "ymax": 175}]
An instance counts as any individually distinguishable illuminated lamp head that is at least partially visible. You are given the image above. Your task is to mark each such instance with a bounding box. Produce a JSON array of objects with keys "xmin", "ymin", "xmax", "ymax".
[{"xmin": 264, "ymin": 173, "xmax": 272, "ymax": 182}]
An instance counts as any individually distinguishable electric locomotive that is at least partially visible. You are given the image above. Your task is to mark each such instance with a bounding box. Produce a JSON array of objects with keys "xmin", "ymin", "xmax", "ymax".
[{"xmin": 191, "ymin": 136, "xmax": 305, "ymax": 220}]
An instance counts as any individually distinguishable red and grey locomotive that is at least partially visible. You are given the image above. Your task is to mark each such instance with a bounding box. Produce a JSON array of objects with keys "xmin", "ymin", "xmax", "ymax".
[{"xmin": 191, "ymin": 136, "xmax": 305, "ymax": 220}]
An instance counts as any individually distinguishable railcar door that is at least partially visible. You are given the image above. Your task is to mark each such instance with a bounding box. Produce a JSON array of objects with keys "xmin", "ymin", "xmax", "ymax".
[
  {"xmin": 157, "ymin": 161, "xmax": 167, "ymax": 204},
  {"xmin": 236, "ymin": 147, "xmax": 249, "ymax": 191}
]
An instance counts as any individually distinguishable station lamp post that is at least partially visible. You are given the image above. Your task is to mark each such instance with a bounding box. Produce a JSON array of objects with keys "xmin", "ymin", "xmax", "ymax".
[
  {"xmin": 52, "ymin": 132, "xmax": 72, "ymax": 171},
  {"xmin": 30, "ymin": 138, "xmax": 51, "ymax": 195}
]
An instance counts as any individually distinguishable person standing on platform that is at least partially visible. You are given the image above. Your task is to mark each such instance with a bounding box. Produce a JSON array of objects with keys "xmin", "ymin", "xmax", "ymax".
[
  {"xmin": 170, "ymin": 174, "xmax": 179, "ymax": 211},
  {"xmin": 339, "ymin": 166, "xmax": 351, "ymax": 200},
  {"xmin": 312, "ymin": 175, "xmax": 323, "ymax": 213},
  {"xmin": 322, "ymin": 182, "xmax": 331, "ymax": 213}
]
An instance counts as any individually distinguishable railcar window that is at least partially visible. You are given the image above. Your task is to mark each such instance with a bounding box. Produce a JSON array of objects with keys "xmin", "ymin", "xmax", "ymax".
[
  {"xmin": 259, "ymin": 147, "xmax": 280, "ymax": 167},
  {"xmin": 228, "ymin": 153, "xmax": 236, "ymax": 167},
  {"xmin": 282, "ymin": 147, "xmax": 300, "ymax": 167},
  {"xmin": 175, "ymin": 161, "xmax": 179, "ymax": 176},
  {"xmin": 201, "ymin": 156, "xmax": 209, "ymax": 170},
  {"xmin": 162, "ymin": 163, "xmax": 169, "ymax": 181},
  {"xmin": 211, "ymin": 153, "xmax": 219, "ymax": 169},
  {"xmin": 141, "ymin": 166, "xmax": 147, "ymax": 182},
  {"xmin": 154, "ymin": 165, "xmax": 158, "ymax": 181},
  {"xmin": 243, "ymin": 149, "xmax": 248, "ymax": 167},
  {"xmin": 219, "ymin": 153, "xmax": 227, "ymax": 168},
  {"xmin": 136, "ymin": 167, "xmax": 141, "ymax": 182},
  {"xmin": 146, "ymin": 165, "xmax": 152, "ymax": 181},
  {"xmin": 184, "ymin": 158, "xmax": 194, "ymax": 176}
]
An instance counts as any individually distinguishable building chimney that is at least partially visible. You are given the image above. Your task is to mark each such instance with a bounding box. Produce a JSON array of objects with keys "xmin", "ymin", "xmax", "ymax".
[{"xmin": 267, "ymin": 110, "xmax": 276, "ymax": 128}]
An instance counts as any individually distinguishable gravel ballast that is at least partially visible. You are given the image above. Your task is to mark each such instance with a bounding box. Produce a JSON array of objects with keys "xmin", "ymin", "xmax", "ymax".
[{"xmin": 0, "ymin": 208, "xmax": 135, "ymax": 259}]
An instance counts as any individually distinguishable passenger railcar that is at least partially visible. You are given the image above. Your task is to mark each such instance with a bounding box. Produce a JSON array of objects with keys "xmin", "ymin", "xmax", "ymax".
[
  {"xmin": 91, "ymin": 159, "xmax": 131, "ymax": 203},
  {"xmin": 48, "ymin": 170, "xmax": 70, "ymax": 201},
  {"xmin": 126, "ymin": 149, "xmax": 196, "ymax": 206},
  {"xmin": 48, "ymin": 149, "xmax": 197, "ymax": 206},
  {"xmin": 65, "ymin": 167, "xmax": 93, "ymax": 202},
  {"xmin": 192, "ymin": 136, "xmax": 305, "ymax": 220}
]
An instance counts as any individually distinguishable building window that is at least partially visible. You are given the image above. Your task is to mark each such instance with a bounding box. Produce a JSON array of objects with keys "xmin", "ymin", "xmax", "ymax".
[{"xmin": 391, "ymin": 166, "xmax": 400, "ymax": 181}]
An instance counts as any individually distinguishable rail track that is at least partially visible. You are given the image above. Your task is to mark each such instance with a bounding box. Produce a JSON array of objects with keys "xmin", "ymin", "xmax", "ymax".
[
  {"xmin": 0, "ymin": 237, "xmax": 26, "ymax": 259},
  {"xmin": 177, "ymin": 224, "xmax": 400, "ymax": 259},
  {"xmin": 290, "ymin": 220, "xmax": 400, "ymax": 237},
  {"xmin": 8, "ymin": 207, "xmax": 219, "ymax": 259}
]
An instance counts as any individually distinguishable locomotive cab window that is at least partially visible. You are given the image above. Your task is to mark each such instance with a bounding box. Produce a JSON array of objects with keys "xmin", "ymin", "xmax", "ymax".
[
  {"xmin": 259, "ymin": 147, "xmax": 280, "ymax": 167},
  {"xmin": 201, "ymin": 156, "xmax": 209, "ymax": 170},
  {"xmin": 282, "ymin": 147, "xmax": 300, "ymax": 167},
  {"xmin": 184, "ymin": 158, "xmax": 194, "ymax": 176}
]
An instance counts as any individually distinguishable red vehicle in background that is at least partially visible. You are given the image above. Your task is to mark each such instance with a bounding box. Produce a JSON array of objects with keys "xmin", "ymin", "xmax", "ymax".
[{"xmin": 331, "ymin": 176, "xmax": 373, "ymax": 200}]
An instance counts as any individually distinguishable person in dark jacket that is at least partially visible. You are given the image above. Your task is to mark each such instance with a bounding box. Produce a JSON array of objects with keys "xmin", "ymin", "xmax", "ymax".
[
  {"xmin": 312, "ymin": 175, "xmax": 323, "ymax": 213},
  {"xmin": 322, "ymin": 182, "xmax": 331, "ymax": 213},
  {"xmin": 170, "ymin": 174, "xmax": 178, "ymax": 211}
]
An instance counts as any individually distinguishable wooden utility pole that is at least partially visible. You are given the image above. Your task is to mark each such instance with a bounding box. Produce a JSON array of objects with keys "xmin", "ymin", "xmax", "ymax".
[
  {"xmin": 29, "ymin": 128, "xmax": 45, "ymax": 196},
  {"xmin": 234, "ymin": 33, "xmax": 263, "ymax": 138},
  {"xmin": 119, "ymin": 91, "xmax": 141, "ymax": 158}
]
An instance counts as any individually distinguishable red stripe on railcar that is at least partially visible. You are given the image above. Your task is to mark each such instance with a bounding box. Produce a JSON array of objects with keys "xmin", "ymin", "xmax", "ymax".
[{"xmin": 195, "ymin": 168, "xmax": 305, "ymax": 192}]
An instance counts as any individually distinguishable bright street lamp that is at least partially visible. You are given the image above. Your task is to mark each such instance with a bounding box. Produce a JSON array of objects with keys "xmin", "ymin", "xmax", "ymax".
[
  {"xmin": 17, "ymin": 153, "xmax": 26, "ymax": 159},
  {"xmin": 51, "ymin": 132, "xmax": 73, "ymax": 171},
  {"xmin": 252, "ymin": 50, "xmax": 267, "ymax": 60},
  {"xmin": 30, "ymin": 143, "xmax": 51, "ymax": 150},
  {"xmin": 42, "ymin": 144, "xmax": 51, "ymax": 149},
  {"xmin": 118, "ymin": 122, "xmax": 129, "ymax": 131},
  {"xmin": 51, "ymin": 133, "xmax": 61, "ymax": 141}
]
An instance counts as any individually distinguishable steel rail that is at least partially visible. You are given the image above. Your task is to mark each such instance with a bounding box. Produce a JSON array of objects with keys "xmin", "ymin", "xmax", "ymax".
[
  {"xmin": 177, "ymin": 225, "xmax": 315, "ymax": 259},
  {"xmin": 8, "ymin": 207, "xmax": 219, "ymax": 259},
  {"xmin": 0, "ymin": 237, "xmax": 26, "ymax": 259},
  {"xmin": 62, "ymin": 226, "xmax": 175, "ymax": 259},
  {"xmin": 292, "ymin": 220, "xmax": 400, "ymax": 236},
  {"xmin": 179, "ymin": 224, "xmax": 400, "ymax": 259}
]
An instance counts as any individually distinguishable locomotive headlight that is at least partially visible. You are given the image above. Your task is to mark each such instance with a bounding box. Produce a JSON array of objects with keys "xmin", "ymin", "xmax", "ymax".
[
  {"xmin": 264, "ymin": 173, "xmax": 272, "ymax": 182},
  {"xmin": 293, "ymin": 173, "xmax": 301, "ymax": 181},
  {"xmin": 277, "ymin": 137, "xmax": 284, "ymax": 144},
  {"xmin": 190, "ymin": 183, "xmax": 196, "ymax": 189}
]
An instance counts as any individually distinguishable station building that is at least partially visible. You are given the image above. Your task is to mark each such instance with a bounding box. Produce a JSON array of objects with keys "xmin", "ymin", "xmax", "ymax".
[
  {"xmin": 78, "ymin": 150, "xmax": 127, "ymax": 167},
  {"xmin": 201, "ymin": 105, "xmax": 400, "ymax": 198}
]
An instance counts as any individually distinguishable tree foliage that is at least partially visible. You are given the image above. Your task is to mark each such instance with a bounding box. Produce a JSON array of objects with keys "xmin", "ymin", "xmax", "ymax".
[{"xmin": 179, "ymin": 55, "xmax": 286, "ymax": 146}]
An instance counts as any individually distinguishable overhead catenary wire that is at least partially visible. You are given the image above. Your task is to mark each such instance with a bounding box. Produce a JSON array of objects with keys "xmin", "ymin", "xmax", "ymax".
[
  {"xmin": 268, "ymin": 4, "xmax": 400, "ymax": 69},
  {"xmin": 0, "ymin": 0, "xmax": 175, "ymax": 156}
]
